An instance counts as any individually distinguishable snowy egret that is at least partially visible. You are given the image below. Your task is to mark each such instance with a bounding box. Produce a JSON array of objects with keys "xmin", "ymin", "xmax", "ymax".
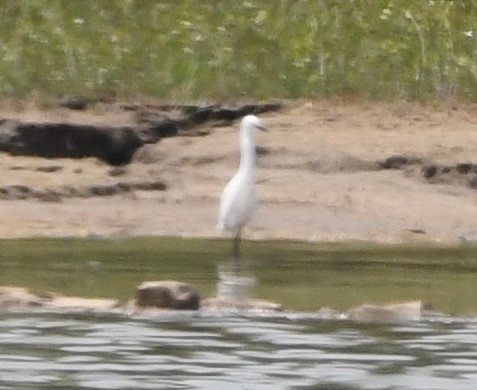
[{"xmin": 217, "ymin": 115, "xmax": 267, "ymax": 266}]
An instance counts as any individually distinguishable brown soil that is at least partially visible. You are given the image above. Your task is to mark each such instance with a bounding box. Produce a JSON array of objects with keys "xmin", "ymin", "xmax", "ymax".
[{"xmin": 2, "ymin": 100, "xmax": 477, "ymax": 244}]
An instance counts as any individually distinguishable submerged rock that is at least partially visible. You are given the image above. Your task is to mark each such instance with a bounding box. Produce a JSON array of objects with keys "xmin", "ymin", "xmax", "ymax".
[
  {"xmin": 0, "ymin": 285, "xmax": 435, "ymax": 322},
  {"xmin": 0, "ymin": 286, "xmax": 119, "ymax": 312},
  {"xmin": 135, "ymin": 281, "xmax": 200, "ymax": 310},
  {"xmin": 0, "ymin": 286, "xmax": 50, "ymax": 308},
  {"xmin": 47, "ymin": 296, "xmax": 120, "ymax": 311},
  {"xmin": 345, "ymin": 301, "xmax": 428, "ymax": 323}
]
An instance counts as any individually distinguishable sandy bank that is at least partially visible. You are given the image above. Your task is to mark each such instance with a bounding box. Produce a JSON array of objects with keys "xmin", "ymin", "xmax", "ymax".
[{"xmin": 1, "ymin": 101, "xmax": 477, "ymax": 244}]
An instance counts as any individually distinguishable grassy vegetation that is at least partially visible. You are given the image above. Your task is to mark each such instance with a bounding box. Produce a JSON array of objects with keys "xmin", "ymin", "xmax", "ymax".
[{"xmin": 0, "ymin": 0, "xmax": 476, "ymax": 101}]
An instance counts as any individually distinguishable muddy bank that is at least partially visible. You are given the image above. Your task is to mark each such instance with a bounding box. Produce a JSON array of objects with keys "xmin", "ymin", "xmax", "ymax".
[{"xmin": 0, "ymin": 100, "xmax": 477, "ymax": 243}]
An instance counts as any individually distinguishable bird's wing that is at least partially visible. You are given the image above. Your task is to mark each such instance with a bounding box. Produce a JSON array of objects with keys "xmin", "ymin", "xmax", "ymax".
[
  {"xmin": 217, "ymin": 175, "xmax": 239, "ymax": 231},
  {"xmin": 217, "ymin": 173, "xmax": 255, "ymax": 232}
]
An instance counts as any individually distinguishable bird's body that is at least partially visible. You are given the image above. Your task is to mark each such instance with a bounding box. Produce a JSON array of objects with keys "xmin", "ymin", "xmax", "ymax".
[
  {"xmin": 217, "ymin": 115, "xmax": 266, "ymax": 261},
  {"xmin": 218, "ymin": 166, "xmax": 256, "ymax": 234}
]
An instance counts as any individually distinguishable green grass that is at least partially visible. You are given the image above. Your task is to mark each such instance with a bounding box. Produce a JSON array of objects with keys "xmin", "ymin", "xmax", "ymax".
[{"xmin": 0, "ymin": 0, "xmax": 476, "ymax": 101}]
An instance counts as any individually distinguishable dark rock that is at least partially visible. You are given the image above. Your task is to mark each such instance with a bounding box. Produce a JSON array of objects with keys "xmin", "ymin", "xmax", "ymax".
[
  {"xmin": 237, "ymin": 103, "xmax": 282, "ymax": 116},
  {"xmin": 36, "ymin": 165, "xmax": 63, "ymax": 173},
  {"xmin": 10, "ymin": 185, "xmax": 31, "ymax": 195},
  {"xmin": 59, "ymin": 96, "xmax": 90, "ymax": 110},
  {"xmin": 456, "ymin": 163, "xmax": 473, "ymax": 174},
  {"xmin": 88, "ymin": 185, "xmax": 120, "ymax": 197},
  {"xmin": 109, "ymin": 167, "xmax": 127, "ymax": 177},
  {"xmin": 60, "ymin": 186, "xmax": 80, "ymax": 197},
  {"xmin": 0, "ymin": 185, "xmax": 33, "ymax": 200},
  {"xmin": 141, "ymin": 119, "xmax": 180, "ymax": 142},
  {"xmin": 0, "ymin": 187, "xmax": 11, "ymax": 199},
  {"xmin": 38, "ymin": 191, "xmax": 62, "ymax": 203},
  {"xmin": 255, "ymin": 146, "xmax": 270, "ymax": 157},
  {"xmin": 442, "ymin": 166, "xmax": 452, "ymax": 174},
  {"xmin": 132, "ymin": 181, "xmax": 167, "ymax": 191},
  {"xmin": 212, "ymin": 103, "xmax": 282, "ymax": 122},
  {"xmin": 135, "ymin": 281, "xmax": 200, "ymax": 310},
  {"xmin": 378, "ymin": 155, "xmax": 409, "ymax": 169},
  {"xmin": 0, "ymin": 120, "xmax": 142, "ymax": 166},
  {"xmin": 0, "ymin": 102, "xmax": 281, "ymax": 166},
  {"xmin": 184, "ymin": 104, "xmax": 278, "ymax": 126},
  {"xmin": 408, "ymin": 228, "xmax": 426, "ymax": 234},
  {"xmin": 133, "ymin": 107, "xmax": 187, "ymax": 142},
  {"xmin": 468, "ymin": 174, "xmax": 477, "ymax": 189},
  {"xmin": 186, "ymin": 106, "xmax": 216, "ymax": 124},
  {"xmin": 103, "ymin": 127, "xmax": 143, "ymax": 165},
  {"xmin": 213, "ymin": 108, "xmax": 239, "ymax": 122},
  {"xmin": 116, "ymin": 182, "xmax": 132, "ymax": 192},
  {"xmin": 421, "ymin": 164, "xmax": 437, "ymax": 179},
  {"xmin": 0, "ymin": 178, "xmax": 167, "ymax": 201},
  {"xmin": 87, "ymin": 181, "xmax": 168, "ymax": 195},
  {"xmin": 152, "ymin": 103, "xmax": 282, "ymax": 119},
  {"xmin": 250, "ymin": 103, "xmax": 282, "ymax": 114},
  {"xmin": 9, "ymin": 165, "xmax": 25, "ymax": 170}
]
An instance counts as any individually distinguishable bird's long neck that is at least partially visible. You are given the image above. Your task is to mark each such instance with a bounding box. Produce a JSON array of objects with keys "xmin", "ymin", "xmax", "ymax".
[{"xmin": 239, "ymin": 126, "xmax": 256, "ymax": 173}]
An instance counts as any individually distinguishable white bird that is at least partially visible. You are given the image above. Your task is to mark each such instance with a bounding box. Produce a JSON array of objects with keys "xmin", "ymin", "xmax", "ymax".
[{"xmin": 217, "ymin": 115, "xmax": 267, "ymax": 266}]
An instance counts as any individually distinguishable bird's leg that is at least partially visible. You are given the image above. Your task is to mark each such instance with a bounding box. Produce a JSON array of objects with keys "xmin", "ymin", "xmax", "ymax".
[{"xmin": 232, "ymin": 231, "xmax": 241, "ymax": 274}]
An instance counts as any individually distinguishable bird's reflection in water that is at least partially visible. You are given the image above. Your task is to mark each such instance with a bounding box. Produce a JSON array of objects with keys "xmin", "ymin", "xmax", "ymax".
[{"xmin": 217, "ymin": 262, "xmax": 256, "ymax": 302}]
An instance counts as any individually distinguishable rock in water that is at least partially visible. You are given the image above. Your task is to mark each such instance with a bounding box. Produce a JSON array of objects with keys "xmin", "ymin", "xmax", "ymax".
[
  {"xmin": 135, "ymin": 281, "xmax": 200, "ymax": 310},
  {"xmin": 0, "ymin": 286, "xmax": 119, "ymax": 312},
  {"xmin": 345, "ymin": 301, "xmax": 427, "ymax": 323}
]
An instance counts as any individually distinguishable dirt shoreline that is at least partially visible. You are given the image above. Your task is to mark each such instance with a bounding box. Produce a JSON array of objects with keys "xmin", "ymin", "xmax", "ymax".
[{"xmin": 1, "ymin": 101, "xmax": 477, "ymax": 244}]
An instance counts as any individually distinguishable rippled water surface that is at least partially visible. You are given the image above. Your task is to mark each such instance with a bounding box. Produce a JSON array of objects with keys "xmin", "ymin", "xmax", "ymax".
[
  {"xmin": 1, "ymin": 237, "xmax": 477, "ymax": 389},
  {"xmin": 1, "ymin": 312, "xmax": 477, "ymax": 389}
]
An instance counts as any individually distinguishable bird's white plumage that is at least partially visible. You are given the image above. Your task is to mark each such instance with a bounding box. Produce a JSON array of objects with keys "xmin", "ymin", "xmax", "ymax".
[
  {"xmin": 218, "ymin": 168, "xmax": 256, "ymax": 234},
  {"xmin": 217, "ymin": 115, "xmax": 265, "ymax": 238}
]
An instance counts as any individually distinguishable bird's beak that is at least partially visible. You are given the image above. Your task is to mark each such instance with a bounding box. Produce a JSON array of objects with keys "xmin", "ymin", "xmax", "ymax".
[{"xmin": 256, "ymin": 124, "xmax": 267, "ymax": 132}]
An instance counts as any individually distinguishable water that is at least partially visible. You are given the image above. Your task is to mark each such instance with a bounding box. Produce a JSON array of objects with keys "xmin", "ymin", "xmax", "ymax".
[
  {"xmin": 1, "ymin": 312, "xmax": 477, "ymax": 389},
  {"xmin": 1, "ymin": 237, "xmax": 477, "ymax": 389}
]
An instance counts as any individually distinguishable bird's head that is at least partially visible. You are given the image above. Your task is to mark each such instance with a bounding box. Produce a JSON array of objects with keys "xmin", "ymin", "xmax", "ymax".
[{"xmin": 241, "ymin": 115, "xmax": 267, "ymax": 133}]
